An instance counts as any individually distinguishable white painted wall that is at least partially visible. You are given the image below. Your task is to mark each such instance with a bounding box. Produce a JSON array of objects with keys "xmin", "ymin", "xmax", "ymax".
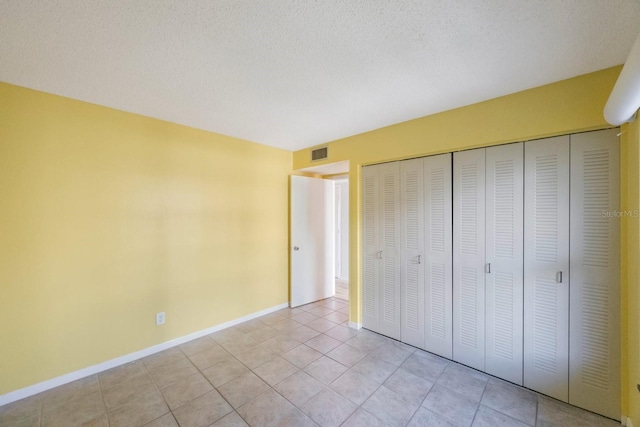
[{"xmin": 335, "ymin": 180, "xmax": 349, "ymax": 281}]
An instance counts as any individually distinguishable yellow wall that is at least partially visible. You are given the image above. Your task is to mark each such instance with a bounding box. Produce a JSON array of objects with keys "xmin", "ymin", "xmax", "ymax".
[
  {"xmin": 0, "ymin": 82, "xmax": 291, "ymax": 396},
  {"xmin": 621, "ymin": 118, "xmax": 640, "ymax": 424},
  {"xmin": 293, "ymin": 65, "xmax": 640, "ymax": 420}
]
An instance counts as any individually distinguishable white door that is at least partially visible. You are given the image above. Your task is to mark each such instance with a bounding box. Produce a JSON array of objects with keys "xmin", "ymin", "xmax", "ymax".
[
  {"xmin": 453, "ymin": 149, "xmax": 486, "ymax": 371},
  {"xmin": 523, "ymin": 136, "xmax": 570, "ymax": 401},
  {"xmin": 424, "ymin": 154, "xmax": 453, "ymax": 358},
  {"xmin": 290, "ymin": 175, "xmax": 335, "ymax": 308},
  {"xmin": 400, "ymin": 158, "xmax": 425, "ymax": 348},
  {"xmin": 378, "ymin": 162, "xmax": 402, "ymax": 340},
  {"xmin": 485, "ymin": 143, "xmax": 524, "ymax": 385},
  {"xmin": 569, "ymin": 129, "xmax": 620, "ymax": 419},
  {"xmin": 335, "ymin": 184, "xmax": 342, "ymax": 279},
  {"xmin": 338, "ymin": 181, "xmax": 350, "ymax": 281},
  {"xmin": 362, "ymin": 166, "xmax": 380, "ymax": 331}
]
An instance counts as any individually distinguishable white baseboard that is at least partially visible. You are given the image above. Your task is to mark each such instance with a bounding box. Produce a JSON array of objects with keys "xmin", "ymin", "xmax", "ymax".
[
  {"xmin": 0, "ymin": 302, "xmax": 289, "ymax": 407},
  {"xmin": 348, "ymin": 321, "xmax": 362, "ymax": 330},
  {"xmin": 625, "ymin": 416, "xmax": 634, "ymax": 427}
]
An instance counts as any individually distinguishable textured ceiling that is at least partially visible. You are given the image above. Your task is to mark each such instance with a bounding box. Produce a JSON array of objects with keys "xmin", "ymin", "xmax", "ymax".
[{"xmin": 1, "ymin": 1, "xmax": 639, "ymax": 151}]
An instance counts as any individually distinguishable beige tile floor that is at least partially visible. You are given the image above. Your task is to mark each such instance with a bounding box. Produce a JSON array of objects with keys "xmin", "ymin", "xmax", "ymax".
[{"xmin": 0, "ymin": 297, "xmax": 621, "ymax": 427}]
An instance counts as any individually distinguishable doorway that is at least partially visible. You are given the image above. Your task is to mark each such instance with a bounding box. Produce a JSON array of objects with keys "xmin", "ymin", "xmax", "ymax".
[
  {"xmin": 293, "ymin": 161, "xmax": 350, "ymax": 302},
  {"xmin": 333, "ymin": 177, "xmax": 349, "ymax": 301}
]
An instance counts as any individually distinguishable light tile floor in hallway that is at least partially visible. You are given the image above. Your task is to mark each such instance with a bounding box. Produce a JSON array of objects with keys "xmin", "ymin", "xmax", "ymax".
[{"xmin": 0, "ymin": 297, "xmax": 621, "ymax": 427}]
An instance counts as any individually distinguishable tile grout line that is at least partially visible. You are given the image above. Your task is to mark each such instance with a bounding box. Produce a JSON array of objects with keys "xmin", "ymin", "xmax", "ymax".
[
  {"xmin": 406, "ymin": 355, "xmax": 437, "ymax": 426},
  {"xmin": 383, "ymin": 349, "xmax": 418, "ymax": 427},
  {"xmin": 319, "ymin": 328, "xmax": 375, "ymax": 425},
  {"xmin": 38, "ymin": 382, "xmax": 42, "ymax": 427},
  {"xmin": 468, "ymin": 374, "xmax": 489, "ymax": 427},
  {"xmin": 196, "ymin": 324, "xmax": 263, "ymax": 425},
  {"xmin": 148, "ymin": 347, "xmax": 179, "ymax": 426},
  {"xmin": 258, "ymin": 301, "xmax": 356, "ymax": 425},
  {"xmin": 212, "ymin": 328, "xmax": 269, "ymax": 426},
  {"xmin": 207, "ymin": 308, "xmax": 313, "ymax": 425},
  {"xmin": 209, "ymin": 326, "xmax": 271, "ymax": 426},
  {"xmin": 17, "ymin": 296, "xmax": 606, "ymax": 427},
  {"xmin": 233, "ymin": 307, "xmax": 327, "ymax": 425},
  {"xmin": 94, "ymin": 372, "xmax": 108, "ymax": 426}
]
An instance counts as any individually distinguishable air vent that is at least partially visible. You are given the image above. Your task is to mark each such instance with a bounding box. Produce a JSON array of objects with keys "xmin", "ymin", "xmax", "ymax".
[{"xmin": 311, "ymin": 147, "xmax": 328, "ymax": 161}]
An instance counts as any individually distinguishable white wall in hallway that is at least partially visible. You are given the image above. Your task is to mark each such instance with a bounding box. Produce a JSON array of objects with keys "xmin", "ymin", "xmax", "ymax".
[{"xmin": 335, "ymin": 180, "xmax": 349, "ymax": 281}]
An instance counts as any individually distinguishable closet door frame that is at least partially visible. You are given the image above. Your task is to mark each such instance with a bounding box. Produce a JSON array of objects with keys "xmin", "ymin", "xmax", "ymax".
[
  {"xmin": 485, "ymin": 142, "xmax": 524, "ymax": 385},
  {"xmin": 569, "ymin": 129, "xmax": 620, "ymax": 420},
  {"xmin": 361, "ymin": 131, "xmax": 620, "ymax": 421},
  {"xmin": 400, "ymin": 158, "xmax": 425, "ymax": 348},
  {"xmin": 424, "ymin": 153, "xmax": 453, "ymax": 358},
  {"xmin": 362, "ymin": 165, "xmax": 381, "ymax": 332},
  {"xmin": 378, "ymin": 162, "xmax": 402, "ymax": 340},
  {"xmin": 453, "ymin": 149, "xmax": 486, "ymax": 371},
  {"xmin": 523, "ymin": 135, "xmax": 570, "ymax": 402}
]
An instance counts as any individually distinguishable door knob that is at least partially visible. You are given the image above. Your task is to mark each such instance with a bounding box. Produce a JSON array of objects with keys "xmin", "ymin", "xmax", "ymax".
[{"xmin": 293, "ymin": 246, "xmax": 299, "ymax": 251}]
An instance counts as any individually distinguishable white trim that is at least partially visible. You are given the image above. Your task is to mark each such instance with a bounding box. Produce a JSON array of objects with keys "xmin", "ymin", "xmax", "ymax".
[
  {"xmin": 348, "ymin": 321, "xmax": 362, "ymax": 330},
  {"xmin": 0, "ymin": 302, "xmax": 289, "ymax": 407},
  {"xmin": 624, "ymin": 415, "xmax": 634, "ymax": 427}
]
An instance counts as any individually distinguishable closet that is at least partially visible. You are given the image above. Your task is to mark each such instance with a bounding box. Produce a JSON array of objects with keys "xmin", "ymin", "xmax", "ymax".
[
  {"xmin": 361, "ymin": 128, "xmax": 620, "ymax": 420},
  {"xmin": 362, "ymin": 154, "xmax": 453, "ymax": 357},
  {"xmin": 523, "ymin": 130, "xmax": 620, "ymax": 419},
  {"xmin": 569, "ymin": 131, "xmax": 620, "ymax": 419},
  {"xmin": 523, "ymin": 135, "xmax": 570, "ymax": 399},
  {"xmin": 453, "ymin": 143, "xmax": 524, "ymax": 384},
  {"xmin": 362, "ymin": 162, "xmax": 401, "ymax": 340}
]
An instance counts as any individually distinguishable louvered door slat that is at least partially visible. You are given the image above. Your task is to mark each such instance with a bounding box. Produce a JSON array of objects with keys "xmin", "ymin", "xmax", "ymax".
[
  {"xmin": 378, "ymin": 162, "xmax": 401, "ymax": 339},
  {"xmin": 485, "ymin": 143, "xmax": 524, "ymax": 385},
  {"xmin": 400, "ymin": 158, "xmax": 425, "ymax": 347},
  {"xmin": 524, "ymin": 136, "xmax": 570, "ymax": 402},
  {"xmin": 569, "ymin": 129, "xmax": 620, "ymax": 420},
  {"xmin": 361, "ymin": 166, "xmax": 380, "ymax": 332},
  {"xmin": 453, "ymin": 149, "xmax": 486, "ymax": 370},
  {"xmin": 424, "ymin": 154, "xmax": 453, "ymax": 358}
]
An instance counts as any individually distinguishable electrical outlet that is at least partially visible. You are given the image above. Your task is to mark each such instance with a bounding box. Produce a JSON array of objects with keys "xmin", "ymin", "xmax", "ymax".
[{"xmin": 156, "ymin": 312, "xmax": 165, "ymax": 326}]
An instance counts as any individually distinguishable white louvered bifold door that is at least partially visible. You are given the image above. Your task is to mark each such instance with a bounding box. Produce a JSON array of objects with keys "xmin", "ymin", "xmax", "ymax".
[
  {"xmin": 485, "ymin": 143, "xmax": 524, "ymax": 385},
  {"xmin": 569, "ymin": 129, "xmax": 620, "ymax": 420},
  {"xmin": 523, "ymin": 136, "xmax": 570, "ymax": 402},
  {"xmin": 362, "ymin": 165, "xmax": 381, "ymax": 333},
  {"xmin": 453, "ymin": 149, "xmax": 486, "ymax": 371},
  {"xmin": 424, "ymin": 154, "xmax": 453, "ymax": 358},
  {"xmin": 400, "ymin": 158, "xmax": 425, "ymax": 348},
  {"xmin": 378, "ymin": 162, "xmax": 402, "ymax": 340}
]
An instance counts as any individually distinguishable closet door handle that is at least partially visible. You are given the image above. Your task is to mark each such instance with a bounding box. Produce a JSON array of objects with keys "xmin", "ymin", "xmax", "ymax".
[
  {"xmin": 417, "ymin": 255, "xmax": 422, "ymax": 264},
  {"xmin": 556, "ymin": 271, "xmax": 563, "ymax": 283},
  {"xmin": 377, "ymin": 251, "xmax": 383, "ymax": 259},
  {"xmin": 486, "ymin": 263, "xmax": 491, "ymax": 273}
]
